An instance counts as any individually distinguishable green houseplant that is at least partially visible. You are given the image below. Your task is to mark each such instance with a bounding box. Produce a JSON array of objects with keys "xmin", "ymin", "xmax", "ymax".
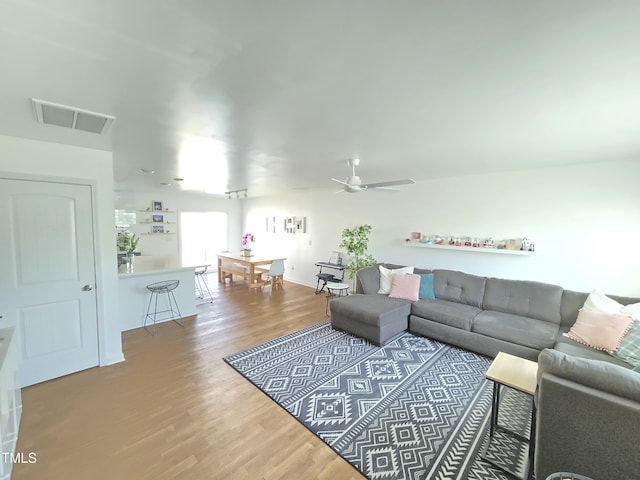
[
  {"xmin": 117, "ymin": 231, "xmax": 139, "ymax": 272},
  {"xmin": 339, "ymin": 224, "xmax": 377, "ymax": 285},
  {"xmin": 117, "ymin": 231, "xmax": 139, "ymax": 254}
]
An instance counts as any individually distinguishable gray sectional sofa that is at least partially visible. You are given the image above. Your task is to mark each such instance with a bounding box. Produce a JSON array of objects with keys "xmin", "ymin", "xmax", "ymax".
[
  {"xmin": 329, "ymin": 263, "xmax": 640, "ymax": 479},
  {"xmin": 333, "ymin": 263, "xmax": 638, "ymax": 366}
]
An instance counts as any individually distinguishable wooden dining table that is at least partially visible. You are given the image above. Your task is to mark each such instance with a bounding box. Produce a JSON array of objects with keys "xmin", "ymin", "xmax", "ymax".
[{"xmin": 217, "ymin": 252, "xmax": 287, "ymax": 290}]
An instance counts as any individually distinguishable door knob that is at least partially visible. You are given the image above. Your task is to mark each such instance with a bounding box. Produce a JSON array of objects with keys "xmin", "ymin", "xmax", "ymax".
[{"xmin": 82, "ymin": 284, "xmax": 94, "ymax": 291}]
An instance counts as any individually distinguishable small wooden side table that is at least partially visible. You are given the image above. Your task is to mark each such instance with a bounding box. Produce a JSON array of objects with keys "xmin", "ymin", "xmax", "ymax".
[{"xmin": 483, "ymin": 351, "xmax": 538, "ymax": 480}]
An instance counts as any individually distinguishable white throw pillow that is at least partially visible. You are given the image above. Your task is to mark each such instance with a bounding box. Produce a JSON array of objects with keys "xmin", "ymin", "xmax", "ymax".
[
  {"xmin": 620, "ymin": 302, "xmax": 640, "ymax": 319},
  {"xmin": 583, "ymin": 290, "xmax": 624, "ymax": 314},
  {"xmin": 378, "ymin": 265, "xmax": 414, "ymax": 294}
]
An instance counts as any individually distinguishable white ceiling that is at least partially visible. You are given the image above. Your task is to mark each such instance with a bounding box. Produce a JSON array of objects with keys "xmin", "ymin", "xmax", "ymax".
[{"xmin": 1, "ymin": 1, "xmax": 640, "ymax": 197}]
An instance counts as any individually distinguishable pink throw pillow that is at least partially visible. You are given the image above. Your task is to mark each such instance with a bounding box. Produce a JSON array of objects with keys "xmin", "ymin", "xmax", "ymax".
[
  {"xmin": 563, "ymin": 308, "xmax": 633, "ymax": 353},
  {"xmin": 388, "ymin": 273, "xmax": 420, "ymax": 302}
]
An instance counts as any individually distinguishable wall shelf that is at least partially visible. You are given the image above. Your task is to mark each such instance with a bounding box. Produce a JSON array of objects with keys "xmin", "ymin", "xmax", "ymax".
[{"xmin": 403, "ymin": 242, "xmax": 534, "ymax": 256}]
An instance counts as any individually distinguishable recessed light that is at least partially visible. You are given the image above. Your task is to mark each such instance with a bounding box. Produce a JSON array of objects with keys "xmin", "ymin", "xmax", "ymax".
[
  {"xmin": 139, "ymin": 168, "xmax": 155, "ymax": 174},
  {"xmin": 160, "ymin": 182, "xmax": 171, "ymax": 187},
  {"xmin": 173, "ymin": 177, "xmax": 184, "ymax": 181}
]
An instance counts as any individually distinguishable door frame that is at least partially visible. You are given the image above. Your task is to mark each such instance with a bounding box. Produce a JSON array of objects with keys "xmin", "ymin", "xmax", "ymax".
[{"xmin": 0, "ymin": 171, "xmax": 124, "ymax": 367}]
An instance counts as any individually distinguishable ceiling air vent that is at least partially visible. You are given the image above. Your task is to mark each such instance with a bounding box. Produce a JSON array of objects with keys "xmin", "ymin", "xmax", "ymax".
[{"xmin": 31, "ymin": 98, "xmax": 115, "ymax": 135}]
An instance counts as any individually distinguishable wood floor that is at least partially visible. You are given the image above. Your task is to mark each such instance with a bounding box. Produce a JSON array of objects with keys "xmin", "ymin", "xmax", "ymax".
[{"xmin": 13, "ymin": 278, "xmax": 365, "ymax": 480}]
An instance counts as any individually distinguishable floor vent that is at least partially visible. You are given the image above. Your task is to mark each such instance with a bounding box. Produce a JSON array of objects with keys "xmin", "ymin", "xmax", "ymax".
[{"xmin": 31, "ymin": 99, "xmax": 115, "ymax": 135}]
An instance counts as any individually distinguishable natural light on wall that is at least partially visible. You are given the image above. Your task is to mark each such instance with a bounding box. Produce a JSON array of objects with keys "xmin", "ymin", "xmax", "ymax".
[{"xmin": 178, "ymin": 136, "xmax": 228, "ymax": 193}]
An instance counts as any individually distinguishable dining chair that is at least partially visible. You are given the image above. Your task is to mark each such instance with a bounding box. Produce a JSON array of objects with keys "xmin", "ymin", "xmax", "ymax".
[{"xmin": 261, "ymin": 259, "xmax": 285, "ymax": 293}]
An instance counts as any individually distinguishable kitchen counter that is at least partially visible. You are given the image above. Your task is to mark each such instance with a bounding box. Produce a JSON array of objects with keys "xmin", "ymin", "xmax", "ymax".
[{"xmin": 118, "ymin": 262, "xmax": 197, "ymax": 332}]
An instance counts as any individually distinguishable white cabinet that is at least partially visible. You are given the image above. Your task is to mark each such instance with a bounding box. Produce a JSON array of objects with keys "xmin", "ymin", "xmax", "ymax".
[{"xmin": 0, "ymin": 328, "xmax": 22, "ymax": 479}]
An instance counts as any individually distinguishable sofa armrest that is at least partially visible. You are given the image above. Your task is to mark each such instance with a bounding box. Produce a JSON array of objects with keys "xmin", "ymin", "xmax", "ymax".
[
  {"xmin": 537, "ymin": 348, "xmax": 640, "ymax": 402},
  {"xmin": 535, "ymin": 349, "xmax": 640, "ymax": 479}
]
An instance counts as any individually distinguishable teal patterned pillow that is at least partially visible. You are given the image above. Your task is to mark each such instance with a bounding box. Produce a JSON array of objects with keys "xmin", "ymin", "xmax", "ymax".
[{"xmin": 613, "ymin": 319, "xmax": 640, "ymax": 369}]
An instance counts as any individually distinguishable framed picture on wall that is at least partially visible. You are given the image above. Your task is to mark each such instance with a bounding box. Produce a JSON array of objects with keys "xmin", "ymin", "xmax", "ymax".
[
  {"xmin": 152, "ymin": 200, "xmax": 163, "ymax": 211},
  {"xmin": 152, "ymin": 214, "xmax": 164, "ymax": 223},
  {"xmin": 152, "ymin": 225, "xmax": 164, "ymax": 234}
]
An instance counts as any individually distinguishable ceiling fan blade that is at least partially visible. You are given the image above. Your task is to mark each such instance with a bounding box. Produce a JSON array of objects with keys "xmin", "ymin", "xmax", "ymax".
[
  {"xmin": 360, "ymin": 179, "xmax": 416, "ymax": 189},
  {"xmin": 331, "ymin": 178, "xmax": 349, "ymax": 186},
  {"xmin": 365, "ymin": 186, "xmax": 400, "ymax": 191}
]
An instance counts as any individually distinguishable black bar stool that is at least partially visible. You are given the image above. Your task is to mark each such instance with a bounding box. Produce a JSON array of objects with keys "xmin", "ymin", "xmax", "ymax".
[
  {"xmin": 195, "ymin": 266, "xmax": 213, "ymax": 303},
  {"xmin": 144, "ymin": 280, "xmax": 183, "ymax": 335}
]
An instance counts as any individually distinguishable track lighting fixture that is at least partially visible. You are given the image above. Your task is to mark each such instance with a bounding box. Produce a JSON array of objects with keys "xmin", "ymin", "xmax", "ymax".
[{"xmin": 224, "ymin": 189, "xmax": 248, "ymax": 200}]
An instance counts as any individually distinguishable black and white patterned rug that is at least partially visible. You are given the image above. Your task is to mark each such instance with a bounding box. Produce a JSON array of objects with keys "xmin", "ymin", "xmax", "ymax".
[{"xmin": 224, "ymin": 321, "xmax": 531, "ymax": 480}]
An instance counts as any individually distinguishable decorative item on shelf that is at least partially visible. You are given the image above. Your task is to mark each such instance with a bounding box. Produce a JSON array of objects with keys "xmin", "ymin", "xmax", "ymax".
[
  {"xmin": 497, "ymin": 240, "xmax": 507, "ymax": 250},
  {"xmin": 448, "ymin": 237, "xmax": 455, "ymax": 246},
  {"xmin": 506, "ymin": 239, "xmax": 517, "ymax": 250},
  {"xmin": 521, "ymin": 237, "xmax": 535, "ymax": 252},
  {"xmin": 454, "ymin": 237, "xmax": 462, "ymax": 247},
  {"xmin": 472, "ymin": 238, "xmax": 480, "ymax": 247},
  {"xmin": 464, "ymin": 237, "xmax": 472, "ymax": 247},
  {"xmin": 242, "ymin": 232, "xmax": 255, "ymax": 256},
  {"xmin": 410, "ymin": 232, "xmax": 421, "ymax": 241},
  {"xmin": 434, "ymin": 235, "xmax": 444, "ymax": 245},
  {"xmin": 483, "ymin": 237, "xmax": 495, "ymax": 248}
]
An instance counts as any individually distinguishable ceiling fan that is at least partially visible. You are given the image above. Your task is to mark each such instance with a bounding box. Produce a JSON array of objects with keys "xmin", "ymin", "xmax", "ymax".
[{"xmin": 331, "ymin": 158, "xmax": 416, "ymax": 193}]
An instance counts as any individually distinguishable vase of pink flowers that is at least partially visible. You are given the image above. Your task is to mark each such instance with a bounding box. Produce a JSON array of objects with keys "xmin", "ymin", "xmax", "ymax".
[{"xmin": 242, "ymin": 232, "xmax": 255, "ymax": 256}]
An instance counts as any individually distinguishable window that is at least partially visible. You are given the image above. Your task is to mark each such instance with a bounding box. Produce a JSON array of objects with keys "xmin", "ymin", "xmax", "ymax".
[{"xmin": 180, "ymin": 211, "xmax": 228, "ymax": 268}]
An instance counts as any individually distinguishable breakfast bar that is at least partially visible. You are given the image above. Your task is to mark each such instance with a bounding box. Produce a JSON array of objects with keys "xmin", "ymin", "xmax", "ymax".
[{"xmin": 118, "ymin": 259, "xmax": 197, "ymax": 332}]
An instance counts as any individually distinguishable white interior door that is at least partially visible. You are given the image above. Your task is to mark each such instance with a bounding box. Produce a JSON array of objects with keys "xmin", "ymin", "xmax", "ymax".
[{"xmin": 0, "ymin": 178, "xmax": 99, "ymax": 387}]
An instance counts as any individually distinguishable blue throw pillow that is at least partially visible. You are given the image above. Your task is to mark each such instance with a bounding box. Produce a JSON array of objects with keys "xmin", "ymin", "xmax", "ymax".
[{"xmin": 418, "ymin": 274, "xmax": 435, "ymax": 300}]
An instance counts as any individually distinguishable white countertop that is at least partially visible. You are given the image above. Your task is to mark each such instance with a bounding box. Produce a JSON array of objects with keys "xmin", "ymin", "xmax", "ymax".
[
  {"xmin": 118, "ymin": 265, "xmax": 196, "ymax": 278},
  {"xmin": 118, "ymin": 256, "xmax": 208, "ymax": 278}
]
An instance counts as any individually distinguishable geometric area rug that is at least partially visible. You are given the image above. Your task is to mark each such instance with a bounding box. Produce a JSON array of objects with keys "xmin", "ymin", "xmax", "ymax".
[{"xmin": 224, "ymin": 320, "xmax": 531, "ymax": 480}]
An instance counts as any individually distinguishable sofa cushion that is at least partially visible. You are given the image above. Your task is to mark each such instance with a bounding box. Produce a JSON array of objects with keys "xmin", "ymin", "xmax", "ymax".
[
  {"xmin": 584, "ymin": 289, "xmax": 629, "ymax": 314},
  {"xmin": 433, "ymin": 270, "xmax": 486, "ymax": 308},
  {"xmin": 472, "ymin": 310, "xmax": 559, "ymax": 350},
  {"xmin": 553, "ymin": 337, "xmax": 632, "ymax": 368},
  {"xmin": 389, "ymin": 273, "xmax": 420, "ymax": 301},
  {"xmin": 378, "ymin": 265, "xmax": 414, "ymax": 294},
  {"xmin": 483, "ymin": 278, "xmax": 562, "ymax": 324},
  {"xmin": 613, "ymin": 319, "xmax": 640, "ymax": 370},
  {"xmin": 561, "ymin": 289, "xmax": 640, "ymax": 329},
  {"xmin": 563, "ymin": 308, "xmax": 633, "ymax": 353},
  {"xmin": 356, "ymin": 263, "xmax": 406, "ymax": 294},
  {"xmin": 330, "ymin": 294, "xmax": 411, "ymax": 326},
  {"xmin": 411, "ymin": 299, "xmax": 481, "ymax": 331},
  {"xmin": 418, "ymin": 274, "xmax": 435, "ymax": 300}
]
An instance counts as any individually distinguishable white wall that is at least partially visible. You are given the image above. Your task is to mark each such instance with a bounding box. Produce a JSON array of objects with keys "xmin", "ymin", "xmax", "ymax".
[
  {"xmin": 0, "ymin": 134, "xmax": 124, "ymax": 365},
  {"xmin": 114, "ymin": 190, "xmax": 243, "ymax": 264},
  {"xmin": 243, "ymin": 159, "xmax": 640, "ymax": 297}
]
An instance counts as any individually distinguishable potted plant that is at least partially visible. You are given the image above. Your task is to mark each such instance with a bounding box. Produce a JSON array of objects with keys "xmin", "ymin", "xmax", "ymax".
[
  {"xmin": 242, "ymin": 233, "xmax": 255, "ymax": 256},
  {"xmin": 339, "ymin": 224, "xmax": 377, "ymax": 288},
  {"xmin": 117, "ymin": 232, "xmax": 139, "ymax": 272}
]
